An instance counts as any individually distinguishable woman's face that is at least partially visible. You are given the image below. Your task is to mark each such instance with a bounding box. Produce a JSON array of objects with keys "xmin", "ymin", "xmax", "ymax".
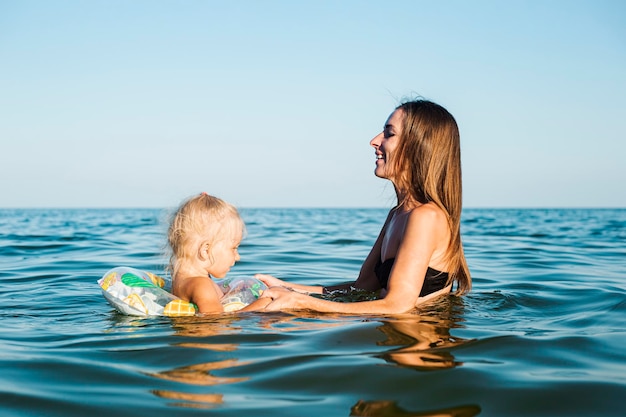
[{"xmin": 370, "ymin": 108, "xmax": 404, "ymax": 180}]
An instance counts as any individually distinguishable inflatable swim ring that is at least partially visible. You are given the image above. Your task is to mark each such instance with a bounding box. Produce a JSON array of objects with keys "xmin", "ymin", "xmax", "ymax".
[
  {"xmin": 215, "ymin": 276, "xmax": 267, "ymax": 312},
  {"xmin": 98, "ymin": 266, "xmax": 267, "ymax": 316}
]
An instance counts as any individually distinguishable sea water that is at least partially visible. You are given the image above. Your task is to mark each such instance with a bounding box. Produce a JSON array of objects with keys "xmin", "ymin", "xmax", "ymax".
[{"xmin": 0, "ymin": 208, "xmax": 624, "ymax": 417}]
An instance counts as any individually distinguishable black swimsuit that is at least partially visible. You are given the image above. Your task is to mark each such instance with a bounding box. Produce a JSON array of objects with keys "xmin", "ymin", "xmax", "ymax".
[{"xmin": 374, "ymin": 258, "xmax": 449, "ymax": 297}]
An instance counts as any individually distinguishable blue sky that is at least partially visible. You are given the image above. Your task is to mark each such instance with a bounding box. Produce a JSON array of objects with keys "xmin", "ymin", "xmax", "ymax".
[{"xmin": 1, "ymin": 0, "xmax": 624, "ymax": 208}]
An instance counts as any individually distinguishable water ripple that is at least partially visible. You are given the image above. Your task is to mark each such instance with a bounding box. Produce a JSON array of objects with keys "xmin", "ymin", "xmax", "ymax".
[{"xmin": 1, "ymin": 208, "xmax": 625, "ymax": 416}]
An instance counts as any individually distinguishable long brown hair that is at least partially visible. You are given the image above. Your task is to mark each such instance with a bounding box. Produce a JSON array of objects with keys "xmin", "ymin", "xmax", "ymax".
[{"xmin": 391, "ymin": 99, "xmax": 471, "ymax": 294}]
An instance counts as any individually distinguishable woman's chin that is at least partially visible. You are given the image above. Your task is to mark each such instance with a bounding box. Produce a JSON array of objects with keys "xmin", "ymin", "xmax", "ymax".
[{"xmin": 374, "ymin": 169, "xmax": 388, "ymax": 179}]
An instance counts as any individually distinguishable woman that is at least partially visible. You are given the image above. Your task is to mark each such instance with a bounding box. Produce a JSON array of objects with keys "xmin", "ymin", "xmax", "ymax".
[{"xmin": 257, "ymin": 99, "xmax": 471, "ymax": 314}]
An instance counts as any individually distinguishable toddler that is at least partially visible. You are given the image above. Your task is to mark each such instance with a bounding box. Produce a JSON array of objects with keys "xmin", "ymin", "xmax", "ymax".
[{"xmin": 168, "ymin": 192, "xmax": 259, "ymax": 313}]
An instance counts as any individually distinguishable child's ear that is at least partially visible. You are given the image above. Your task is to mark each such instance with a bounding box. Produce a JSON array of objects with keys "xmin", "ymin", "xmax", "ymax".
[{"xmin": 198, "ymin": 241, "xmax": 212, "ymax": 261}]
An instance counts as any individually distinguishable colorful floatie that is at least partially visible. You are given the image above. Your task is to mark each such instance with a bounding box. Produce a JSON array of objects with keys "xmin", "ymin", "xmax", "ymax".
[{"xmin": 98, "ymin": 266, "xmax": 267, "ymax": 316}]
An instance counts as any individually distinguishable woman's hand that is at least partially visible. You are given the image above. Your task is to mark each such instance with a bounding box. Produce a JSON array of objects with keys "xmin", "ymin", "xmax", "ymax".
[
  {"xmin": 240, "ymin": 296, "xmax": 273, "ymax": 311},
  {"xmin": 255, "ymin": 274, "xmax": 324, "ymax": 295},
  {"xmin": 255, "ymin": 273, "xmax": 288, "ymax": 288},
  {"xmin": 259, "ymin": 286, "xmax": 301, "ymax": 311}
]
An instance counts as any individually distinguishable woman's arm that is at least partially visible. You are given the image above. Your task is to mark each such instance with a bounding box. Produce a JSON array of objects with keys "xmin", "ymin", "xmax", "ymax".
[
  {"xmin": 255, "ymin": 274, "xmax": 324, "ymax": 294},
  {"xmin": 350, "ymin": 207, "xmax": 396, "ymax": 291},
  {"xmin": 260, "ymin": 204, "xmax": 448, "ymax": 314}
]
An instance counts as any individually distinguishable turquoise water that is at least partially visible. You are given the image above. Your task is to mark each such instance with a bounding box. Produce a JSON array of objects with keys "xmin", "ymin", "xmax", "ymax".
[{"xmin": 1, "ymin": 208, "xmax": 625, "ymax": 416}]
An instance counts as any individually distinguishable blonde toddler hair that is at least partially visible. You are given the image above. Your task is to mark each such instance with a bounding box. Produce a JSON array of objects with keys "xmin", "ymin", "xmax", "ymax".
[{"xmin": 167, "ymin": 193, "xmax": 244, "ymax": 278}]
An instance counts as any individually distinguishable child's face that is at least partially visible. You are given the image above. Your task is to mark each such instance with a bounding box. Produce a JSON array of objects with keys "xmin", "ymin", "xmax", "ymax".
[{"xmin": 207, "ymin": 227, "xmax": 242, "ymax": 279}]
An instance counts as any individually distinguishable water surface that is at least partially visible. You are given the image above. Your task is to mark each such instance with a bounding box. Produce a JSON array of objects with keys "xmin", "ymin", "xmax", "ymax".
[{"xmin": 1, "ymin": 208, "xmax": 624, "ymax": 416}]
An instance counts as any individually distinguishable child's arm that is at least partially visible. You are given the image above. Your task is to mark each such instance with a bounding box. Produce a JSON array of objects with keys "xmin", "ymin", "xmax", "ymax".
[{"xmin": 183, "ymin": 277, "xmax": 224, "ymax": 314}]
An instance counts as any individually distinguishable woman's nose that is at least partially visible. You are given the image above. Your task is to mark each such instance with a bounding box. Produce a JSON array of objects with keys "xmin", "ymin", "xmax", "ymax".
[{"xmin": 370, "ymin": 132, "xmax": 382, "ymax": 148}]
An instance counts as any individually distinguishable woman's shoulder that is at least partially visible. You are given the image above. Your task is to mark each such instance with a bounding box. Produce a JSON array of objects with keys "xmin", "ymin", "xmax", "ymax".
[
  {"xmin": 405, "ymin": 202, "xmax": 449, "ymax": 236},
  {"xmin": 408, "ymin": 202, "xmax": 446, "ymax": 221}
]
